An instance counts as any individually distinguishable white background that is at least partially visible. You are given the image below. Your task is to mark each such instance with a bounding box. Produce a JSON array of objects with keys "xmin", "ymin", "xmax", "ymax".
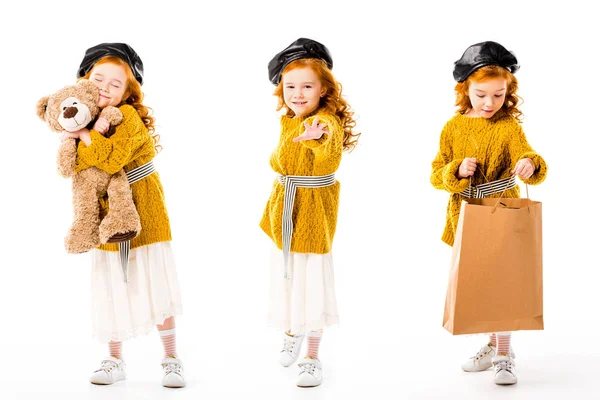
[{"xmin": 1, "ymin": 0, "xmax": 598, "ymax": 399}]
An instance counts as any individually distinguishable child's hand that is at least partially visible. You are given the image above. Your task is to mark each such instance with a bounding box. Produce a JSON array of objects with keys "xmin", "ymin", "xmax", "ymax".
[
  {"xmin": 61, "ymin": 131, "xmax": 79, "ymax": 141},
  {"xmin": 512, "ymin": 158, "xmax": 535, "ymax": 179},
  {"xmin": 78, "ymin": 128, "xmax": 91, "ymax": 146},
  {"xmin": 93, "ymin": 117, "xmax": 110, "ymax": 134},
  {"xmin": 292, "ymin": 116, "xmax": 329, "ymax": 142},
  {"xmin": 62, "ymin": 128, "xmax": 91, "ymax": 145},
  {"xmin": 457, "ymin": 157, "xmax": 477, "ymax": 179}
]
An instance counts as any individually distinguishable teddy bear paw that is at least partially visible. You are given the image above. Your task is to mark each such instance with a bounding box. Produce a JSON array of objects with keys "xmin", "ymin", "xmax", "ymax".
[
  {"xmin": 65, "ymin": 227, "xmax": 101, "ymax": 254},
  {"xmin": 99, "ymin": 211, "xmax": 142, "ymax": 244},
  {"xmin": 106, "ymin": 231, "xmax": 138, "ymax": 243}
]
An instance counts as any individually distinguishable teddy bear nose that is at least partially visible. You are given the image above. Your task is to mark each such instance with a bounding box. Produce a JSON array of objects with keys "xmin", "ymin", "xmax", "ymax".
[{"xmin": 63, "ymin": 106, "xmax": 78, "ymax": 119}]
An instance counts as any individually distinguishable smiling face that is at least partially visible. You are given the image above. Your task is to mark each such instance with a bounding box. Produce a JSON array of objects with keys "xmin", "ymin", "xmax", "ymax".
[
  {"xmin": 88, "ymin": 62, "xmax": 127, "ymax": 108},
  {"xmin": 465, "ymin": 77, "xmax": 507, "ymax": 118},
  {"xmin": 282, "ymin": 67, "xmax": 325, "ymax": 117}
]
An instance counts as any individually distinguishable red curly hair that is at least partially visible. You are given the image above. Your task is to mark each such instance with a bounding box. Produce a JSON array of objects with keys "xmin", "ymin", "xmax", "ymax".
[
  {"xmin": 454, "ymin": 65, "xmax": 523, "ymax": 122},
  {"xmin": 274, "ymin": 58, "xmax": 360, "ymax": 152},
  {"xmin": 79, "ymin": 56, "xmax": 161, "ymax": 152}
]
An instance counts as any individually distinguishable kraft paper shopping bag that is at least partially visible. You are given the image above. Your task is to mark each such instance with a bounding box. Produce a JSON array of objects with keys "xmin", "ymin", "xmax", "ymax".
[{"xmin": 443, "ymin": 197, "xmax": 543, "ymax": 335}]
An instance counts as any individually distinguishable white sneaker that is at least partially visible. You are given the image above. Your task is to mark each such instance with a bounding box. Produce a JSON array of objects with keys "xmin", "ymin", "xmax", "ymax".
[
  {"xmin": 279, "ymin": 332, "xmax": 304, "ymax": 367},
  {"xmin": 461, "ymin": 344, "xmax": 516, "ymax": 372},
  {"xmin": 492, "ymin": 355, "xmax": 517, "ymax": 385},
  {"xmin": 161, "ymin": 357, "xmax": 186, "ymax": 388},
  {"xmin": 90, "ymin": 356, "xmax": 126, "ymax": 385},
  {"xmin": 296, "ymin": 357, "xmax": 322, "ymax": 387}
]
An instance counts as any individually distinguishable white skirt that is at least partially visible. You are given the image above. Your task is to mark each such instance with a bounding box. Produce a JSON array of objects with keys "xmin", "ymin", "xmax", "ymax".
[
  {"xmin": 91, "ymin": 242, "xmax": 183, "ymax": 343},
  {"xmin": 268, "ymin": 247, "xmax": 339, "ymax": 334}
]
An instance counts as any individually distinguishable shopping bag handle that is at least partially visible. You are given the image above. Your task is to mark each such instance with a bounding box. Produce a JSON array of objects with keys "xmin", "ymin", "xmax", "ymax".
[
  {"xmin": 492, "ymin": 183, "xmax": 531, "ymax": 213},
  {"xmin": 467, "ymin": 137, "xmax": 516, "ymax": 203},
  {"xmin": 470, "ymin": 168, "xmax": 530, "ymax": 214},
  {"xmin": 464, "ymin": 135, "xmax": 532, "ymax": 214}
]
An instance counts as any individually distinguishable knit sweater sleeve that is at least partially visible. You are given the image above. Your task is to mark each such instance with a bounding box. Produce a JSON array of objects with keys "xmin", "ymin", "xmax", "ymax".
[
  {"xmin": 430, "ymin": 121, "xmax": 471, "ymax": 193},
  {"xmin": 509, "ymin": 123, "xmax": 548, "ymax": 185},
  {"xmin": 297, "ymin": 114, "xmax": 343, "ymax": 155},
  {"xmin": 75, "ymin": 105, "xmax": 145, "ymax": 175}
]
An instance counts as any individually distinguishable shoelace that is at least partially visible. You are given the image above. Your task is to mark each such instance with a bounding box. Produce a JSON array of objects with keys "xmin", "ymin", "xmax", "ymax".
[
  {"xmin": 298, "ymin": 361, "xmax": 319, "ymax": 376},
  {"xmin": 494, "ymin": 360, "xmax": 514, "ymax": 374},
  {"xmin": 282, "ymin": 337, "xmax": 298, "ymax": 355},
  {"xmin": 97, "ymin": 360, "xmax": 118, "ymax": 374},
  {"xmin": 162, "ymin": 362, "xmax": 182, "ymax": 375},
  {"xmin": 472, "ymin": 346, "xmax": 493, "ymax": 360}
]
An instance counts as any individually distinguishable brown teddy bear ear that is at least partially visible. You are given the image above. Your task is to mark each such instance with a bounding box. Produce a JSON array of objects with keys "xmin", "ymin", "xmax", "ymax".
[{"xmin": 36, "ymin": 96, "xmax": 50, "ymax": 120}]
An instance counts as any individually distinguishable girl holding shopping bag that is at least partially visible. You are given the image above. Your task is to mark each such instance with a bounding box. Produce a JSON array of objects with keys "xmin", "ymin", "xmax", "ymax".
[{"xmin": 430, "ymin": 41, "xmax": 548, "ymax": 385}]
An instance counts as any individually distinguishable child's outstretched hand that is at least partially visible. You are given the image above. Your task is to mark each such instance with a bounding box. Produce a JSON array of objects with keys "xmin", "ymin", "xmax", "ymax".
[
  {"xmin": 292, "ymin": 116, "xmax": 329, "ymax": 142},
  {"xmin": 512, "ymin": 158, "xmax": 535, "ymax": 179},
  {"xmin": 93, "ymin": 117, "xmax": 110, "ymax": 134},
  {"xmin": 457, "ymin": 157, "xmax": 477, "ymax": 179}
]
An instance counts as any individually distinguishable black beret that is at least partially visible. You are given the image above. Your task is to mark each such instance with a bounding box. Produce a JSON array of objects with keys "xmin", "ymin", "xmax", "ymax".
[
  {"xmin": 453, "ymin": 41, "xmax": 519, "ymax": 82},
  {"xmin": 268, "ymin": 38, "xmax": 333, "ymax": 85},
  {"xmin": 77, "ymin": 43, "xmax": 144, "ymax": 85}
]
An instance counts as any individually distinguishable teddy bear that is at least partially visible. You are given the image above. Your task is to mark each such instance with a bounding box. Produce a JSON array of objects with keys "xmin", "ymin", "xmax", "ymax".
[{"xmin": 37, "ymin": 80, "xmax": 141, "ymax": 254}]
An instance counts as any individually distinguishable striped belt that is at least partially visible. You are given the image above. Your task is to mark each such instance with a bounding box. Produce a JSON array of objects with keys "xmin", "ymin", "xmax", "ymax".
[
  {"xmin": 277, "ymin": 173, "xmax": 336, "ymax": 279},
  {"xmin": 119, "ymin": 160, "xmax": 156, "ymax": 282},
  {"xmin": 459, "ymin": 175, "xmax": 517, "ymax": 199}
]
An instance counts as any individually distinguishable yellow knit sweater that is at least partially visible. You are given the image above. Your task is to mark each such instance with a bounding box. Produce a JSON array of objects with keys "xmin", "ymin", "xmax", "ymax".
[
  {"xmin": 431, "ymin": 112, "xmax": 547, "ymax": 246},
  {"xmin": 260, "ymin": 112, "xmax": 343, "ymax": 254},
  {"xmin": 75, "ymin": 104, "xmax": 171, "ymax": 251}
]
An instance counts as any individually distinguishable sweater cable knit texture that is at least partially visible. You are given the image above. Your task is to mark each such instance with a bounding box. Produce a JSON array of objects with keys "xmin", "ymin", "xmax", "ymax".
[
  {"xmin": 75, "ymin": 104, "xmax": 171, "ymax": 251},
  {"xmin": 431, "ymin": 113, "xmax": 547, "ymax": 246},
  {"xmin": 261, "ymin": 112, "xmax": 343, "ymax": 254}
]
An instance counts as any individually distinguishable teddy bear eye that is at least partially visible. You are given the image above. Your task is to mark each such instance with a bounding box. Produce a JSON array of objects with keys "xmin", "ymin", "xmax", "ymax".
[
  {"xmin": 63, "ymin": 106, "xmax": 67, "ymax": 111},
  {"xmin": 73, "ymin": 102, "xmax": 78, "ymax": 105}
]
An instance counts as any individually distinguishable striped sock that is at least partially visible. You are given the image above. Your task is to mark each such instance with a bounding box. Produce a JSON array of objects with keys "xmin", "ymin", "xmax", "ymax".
[
  {"xmin": 109, "ymin": 341, "xmax": 122, "ymax": 359},
  {"xmin": 306, "ymin": 331, "xmax": 322, "ymax": 360},
  {"xmin": 489, "ymin": 333, "xmax": 497, "ymax": 347},
  {"xmin": 159, "ymin": 328, "xmax": 177, "ymax": 358},
  {"xmin": 495, "ymin": 332, "xmax": 512, "ymax": 356}
]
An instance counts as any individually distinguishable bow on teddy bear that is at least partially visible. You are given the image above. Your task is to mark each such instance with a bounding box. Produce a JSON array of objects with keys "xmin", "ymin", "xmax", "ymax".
[{"xmin": 37, "ymin": 80, "xmax": 141, "ymax": 254}]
